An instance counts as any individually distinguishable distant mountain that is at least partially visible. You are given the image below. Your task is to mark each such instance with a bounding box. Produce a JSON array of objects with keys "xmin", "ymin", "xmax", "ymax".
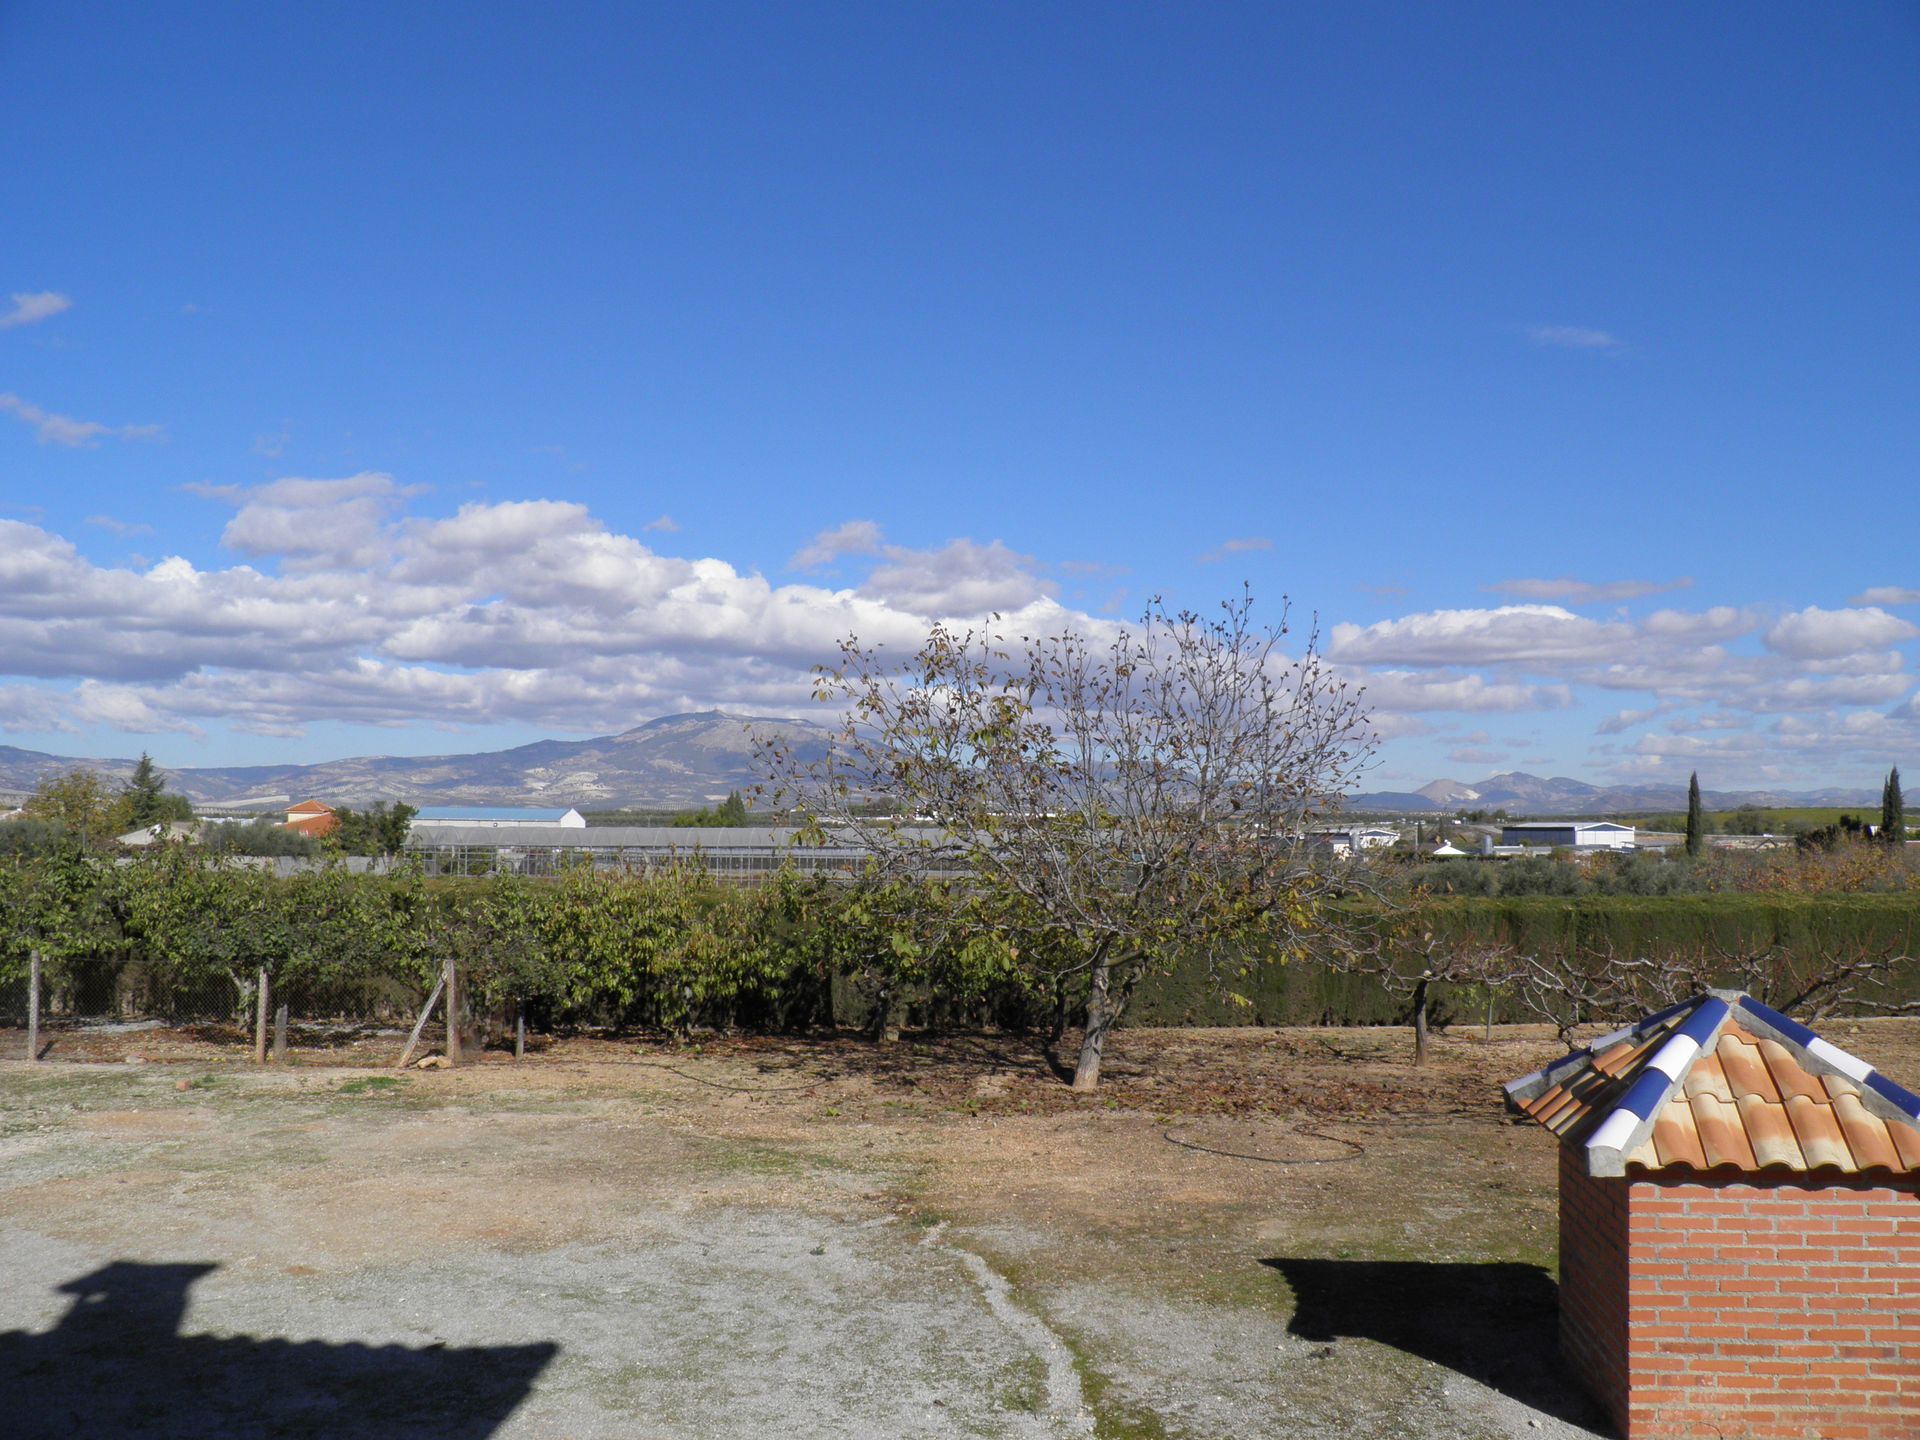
[
  {"xmin": 0, "ymin": 712, "xmax": 837, "ymax": 810},
  {"xmin": 1346, "ymin": 770, "xmax": 1884, "ymax": 817},
  {"xmin": 4, "ymin": 726, "xmax": 1889, "ymax": 817},
  {"xmin": 0, "ymin": 745, "xmax": 141, "ymax": 796}
]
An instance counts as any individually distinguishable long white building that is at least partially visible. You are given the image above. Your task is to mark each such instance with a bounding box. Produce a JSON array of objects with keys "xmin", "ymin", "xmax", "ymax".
[{"xmin": 1498, "ymin": 821, "xmax": 1636, "ymax": 850}]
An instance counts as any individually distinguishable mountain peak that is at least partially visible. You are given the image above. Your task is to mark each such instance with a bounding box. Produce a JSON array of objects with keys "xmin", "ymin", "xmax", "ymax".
[{"xmin": 0, "ymin": 711, "xmax": 837, "ymax": 810}]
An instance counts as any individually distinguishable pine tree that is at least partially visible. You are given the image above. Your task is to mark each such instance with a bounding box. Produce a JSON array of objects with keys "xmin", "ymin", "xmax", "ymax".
[
  {"xmin": 1685, "ymin": 772, "xmax": 1705, "ymax": 858},
  {"xmin": 122, "ymin": 752, "xmax": 174, "ymax": 829},
  {"xmin": 1884, "ymin": 766, "xmax": 1905, "ymax": 845}
]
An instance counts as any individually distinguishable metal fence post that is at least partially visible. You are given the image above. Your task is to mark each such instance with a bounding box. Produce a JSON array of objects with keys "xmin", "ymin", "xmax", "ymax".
[{"xmin": 445, "ymin": 958, "xmax": 460, "ymax": 1067}]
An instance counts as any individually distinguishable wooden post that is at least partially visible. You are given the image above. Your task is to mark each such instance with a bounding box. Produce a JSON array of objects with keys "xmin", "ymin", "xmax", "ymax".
[
  {"xmin": 515, "ymin": 999, "xmax": 525, "ymax": 1061},
  {"xmin": 254, "ymin": 967, "xmax": 269, "ymax": 1065},
  {"xmin": 444, "ymin": 958, "xmax": 460, "ymax": 1067},
  {"xmin": 395, "ymin": 968, "xmax": 447, "ymax": 1070},
  {"xmin": 272, "ymin": 1001, "xmax": 289, "ymax": 1063},
  {"xmin": 27, "ymin": 949, "xmax": 41, "ymax": 1063}
]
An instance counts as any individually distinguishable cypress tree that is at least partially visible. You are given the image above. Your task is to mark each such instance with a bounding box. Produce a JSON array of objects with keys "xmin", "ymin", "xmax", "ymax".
[
  {"xmin": 1885, "ymin": 766, "xmax": 1905, "ymax": 845},
  {"xmin": 1685, "ymin": 772, "xmax": 1705, "ymax": 858}
]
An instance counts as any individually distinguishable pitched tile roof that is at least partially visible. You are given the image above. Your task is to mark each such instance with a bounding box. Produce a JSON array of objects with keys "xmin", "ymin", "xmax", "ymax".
[{"xmin": 1504, "ymin": 991, "xmax": 1920, "ymax": 1178}]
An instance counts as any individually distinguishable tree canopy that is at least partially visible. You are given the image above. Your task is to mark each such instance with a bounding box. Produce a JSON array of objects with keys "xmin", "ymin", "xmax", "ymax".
[{"xmin": 761, "ymin": 591, "xmax": 1374, "ymax": 1089}]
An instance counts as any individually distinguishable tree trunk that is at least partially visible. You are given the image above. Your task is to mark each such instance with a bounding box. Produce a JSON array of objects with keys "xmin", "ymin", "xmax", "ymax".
[
  {"xmin": 1412, "ymin": 976, "xmax": 1430, "ymax": 1068},
  {"xmin": 253, "ymin": 968, "xmax": 269, "ymax": 1066},
  {"xmin": 868, "ymin": 983, "xmax": 900, "ymax": 1044},
  {"xmin": 26, "ymin": 949, "xmax": 40, "ymax": 1064},
  {"xmin": 1072, "ymin": 962, "xmax": 1114, "ymax": 1092}
]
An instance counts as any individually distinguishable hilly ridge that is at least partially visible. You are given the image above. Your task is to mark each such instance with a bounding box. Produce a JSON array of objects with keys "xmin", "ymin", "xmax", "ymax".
[
  {"xmin": 1347, "ymin": 770, "xmax": 1881, "ymax": 816},
  {"xmin": 0, "ymin": 717, "xmax": 1886, "ymax": 815},
  {"xmin": 0, "ymin": 712, "xmax": 836, "ymax": 810}
]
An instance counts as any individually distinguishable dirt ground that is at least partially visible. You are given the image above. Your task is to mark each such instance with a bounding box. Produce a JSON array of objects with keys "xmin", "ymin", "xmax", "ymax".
[{"xmin": 3, "ymin": 1018, "xmax": 1917, "ymax": 1439}]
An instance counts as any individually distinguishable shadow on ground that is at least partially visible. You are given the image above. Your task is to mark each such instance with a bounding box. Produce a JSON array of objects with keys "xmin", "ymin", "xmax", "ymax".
[
  {"xmin": 0, "ymin": 1261, "xmax": 557, "ymax": 1439},
  {"xmin": 1263, "ymin": 1257, "xmax": 1611, "ymax": 1434}
]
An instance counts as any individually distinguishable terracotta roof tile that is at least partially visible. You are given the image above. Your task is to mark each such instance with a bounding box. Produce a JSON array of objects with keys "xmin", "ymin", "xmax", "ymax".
[
  {"xmin": 1832, "ymin": 1093, "xmax": 1900, "ymax": 1172},
  {"xmin": 1757, "ymin": 1038, "xmax": 1827, "ymax": 1102},
  {"xmin": 1821, "ymin": 1072, "xmax": 1860, "ymax": 1100},
  {"xmin": 1892, "ymin": 1116, "xmax": 1920, "ymax": 1170},
  {"xmin": 1681, "ymin": 1051, "xmax": 1734, "ymax": 1103},
  {"xmin": 1691, "ymin": 1092, "xmax": 1758, "ymax": 1170},
  {"xmin": 1716, "ymin": 1034, "xmax": 1780, "ymax": 1102},
  {"xmin": 1503, "ymin": 992, "xmax": 1920, "ymax": 1178},
  {"xmin": 1736, "ymin": 1093, "xmax": 1807, "ymax": 1170},
  {"xmin": 1784, "ymin": 1093, "xmax": 1854, "ymax": 1170},
  {"xmin": 1652, "ymin": 1104, "xmax": 1708, "ymax": 1170}
]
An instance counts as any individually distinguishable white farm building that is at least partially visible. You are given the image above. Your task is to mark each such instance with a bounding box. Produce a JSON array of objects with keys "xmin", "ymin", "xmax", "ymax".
[{"xmin": 1498, "ymin": 821, "xmax": 1635, "ymax": 850}]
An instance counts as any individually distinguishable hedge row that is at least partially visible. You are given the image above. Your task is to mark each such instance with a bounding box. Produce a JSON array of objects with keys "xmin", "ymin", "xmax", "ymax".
[
  {"xmin": 6, "ymin": 851, "xmax": 1918, "ymax": 1033},
  {"xmin": 1128, "ymin": 894, "xmax": 1920, "ymax": 1025}
]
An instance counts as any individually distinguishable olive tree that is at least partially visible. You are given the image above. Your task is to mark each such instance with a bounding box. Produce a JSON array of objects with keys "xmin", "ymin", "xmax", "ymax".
[{"xmin": 760, "ymin": 591, "xmax": 1373, "ymax": 1090}]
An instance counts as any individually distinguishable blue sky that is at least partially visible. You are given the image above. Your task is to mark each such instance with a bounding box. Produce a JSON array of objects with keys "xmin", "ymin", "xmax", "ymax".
[{"xmin": 3, "ymin": 3, "xmax": 1918, "ymax": 791}]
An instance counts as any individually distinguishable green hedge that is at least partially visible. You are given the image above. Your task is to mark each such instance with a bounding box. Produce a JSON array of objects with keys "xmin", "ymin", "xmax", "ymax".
[{"xmin": 1123, "ymin": 894, "xmax": 1920, "ymax": 1027}]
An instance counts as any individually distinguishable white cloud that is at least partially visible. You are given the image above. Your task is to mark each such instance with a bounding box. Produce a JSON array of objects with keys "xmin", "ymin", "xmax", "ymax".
[
  {"xmin": 0, "ymin": 292, "xmax": 71, "ymax": 329},
  {"xmin": 195, "ymin": 473, "xmax": 413, "ymax": 570},
  {"xmin": 859, "ymin": 538, "xmax": 1054, "ymax": 617},
  {"xmin": 1764, "ymin": 605, "xmax": 1918, "ymax": 660},
  {"xmin": 1356, "ymin": 669, "xmax": 1572, "ymax": 714},
  {"xmin": 1528, "ymin": 325, "xmax": 1623, "ymax": 351},
  {"xmin": 789, "ymin": 520, "xmax": 884, "ymax": 571},
  {"xmin": 1488, "ymin": 577, "xmax": 1692, "ymax": 605},
  {"xmin": 1330, "ymin": 606, "xmax": 1631, "ymax": 667},
  {"xmin": 1199, "ymin": 536, "xmax": 1273, "ymax": 564},
  {"xmin": 1851, "ymin": 586, "xmax": 1920, "ymax": 607},
  {"xmin": 0, "ymin": 491, "xmax": 1076, "ymax": 740},
  {"xmin": 642, "ymin": 515, "xmax": 680, "ymax": 533},
  {"xmin": 5, "ymin": 486, "xmax": 1919, "ymax": 792},
  {"xmin": 0, "ymin": 393, "xmax": 164, "ymax": 447},
  {"xmin": 1596, "ymin": 707, "xmax": 1658, "ymax": 735}
]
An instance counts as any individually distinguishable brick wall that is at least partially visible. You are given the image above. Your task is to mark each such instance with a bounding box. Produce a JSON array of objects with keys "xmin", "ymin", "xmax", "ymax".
[
  {"xmin": 1559, "ymin": 1144, "xmax": 1631, "ymax": 1435},
  {"xmin": 1559, "ymin": 1160, "xmax": 1920, "ymax": 1439}
]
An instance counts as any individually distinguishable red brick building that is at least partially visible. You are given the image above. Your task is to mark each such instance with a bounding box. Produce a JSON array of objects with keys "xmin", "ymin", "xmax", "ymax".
[{"xmin": 1506, "ymin": 992, "xmax": 1919, "ymax": 1439}]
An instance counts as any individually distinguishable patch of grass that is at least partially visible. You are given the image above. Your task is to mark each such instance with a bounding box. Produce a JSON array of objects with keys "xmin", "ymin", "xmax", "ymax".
[
  {"xmin": 993, "ymin": 1353, "xmax": 1048, "ymax": 1415},
  {"xmin": 337, "ymin": 1075, "xmax": 408, "ymax": 1096},
  {"xmin": 1064, "ymin": 1335, "xmax": 1171, "ymax": 1440}
]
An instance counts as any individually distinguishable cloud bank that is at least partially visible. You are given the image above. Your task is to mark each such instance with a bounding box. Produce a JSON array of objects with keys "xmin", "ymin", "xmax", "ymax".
[{"xmin": 2, "ymin": 483, "xmax": 1917, "ymax": 785}]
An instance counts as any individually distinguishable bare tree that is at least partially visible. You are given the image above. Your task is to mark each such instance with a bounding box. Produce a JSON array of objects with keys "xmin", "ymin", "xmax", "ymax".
[
  {"xmin": 1338, "ymin": 919, "xmax": 1521, "ymax": 1065},
  {"xmin": 1502, "ymin": 920, "xmax": 1920, "ymax": 1044},
  {"xmin": 759, "ymin": 591, "xmax": 1374, "ymax": 1090}
]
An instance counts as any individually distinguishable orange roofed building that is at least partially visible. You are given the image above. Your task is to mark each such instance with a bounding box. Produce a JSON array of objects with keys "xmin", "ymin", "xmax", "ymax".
[{"xmin": 283, "ymin": 800, "xmax": 340, "ymax": 839}]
